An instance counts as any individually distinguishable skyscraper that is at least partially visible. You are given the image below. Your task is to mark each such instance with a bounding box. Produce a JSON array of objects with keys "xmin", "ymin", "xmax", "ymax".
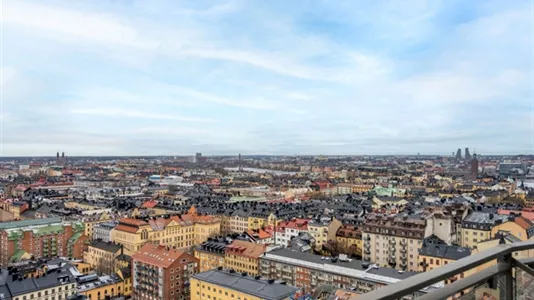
[
  {"xmin": 465, "ymin": 148, "xmax": 471, "ymax": 161},
  {"xmin": 456, "ymin": 148, "xmax": 462, "ymax": 160}
]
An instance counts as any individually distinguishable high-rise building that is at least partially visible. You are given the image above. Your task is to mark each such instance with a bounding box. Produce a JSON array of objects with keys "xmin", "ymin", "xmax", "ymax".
[
  {"xmin": 465, "ymin": 148, "xmax": 471, "ymax": 161},
  {"xmin": 456, "ymin": 148, "xmax": 462, "ymax": 160},
  {"xmin": 471, "ymin": 153, "xmax": 479, "ymax": 179}
]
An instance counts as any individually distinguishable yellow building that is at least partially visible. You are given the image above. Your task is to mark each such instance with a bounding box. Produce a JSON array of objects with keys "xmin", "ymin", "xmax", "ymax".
[
  {"xmin": 460, "ymin": 212, "xmax": 510, "ymax": 249},
  {"xmin": 111, "ymin": 207, "xmax": 220, "ymax": 255},
  {"xmin": 335, "ymin": 225, "xmax": 362, "ymax": 257},
  {"xmin": 224, "ymin": 240, "xmax": 265, "ymax": 276},
  {"xmin": 418, "ymin": 243, "xmax": 472, "ymax": 284},
  {"xmin": 83, "ymin": 240, "xmax": 124, "ymax": 275},
  {"xmin": 247, "ymin": 213, "xmax": 277, "ymax": 231},
  {"xmin": 195, "ymin": 241, "xmax": 226, "ymax": 272},
  {"xmin": 191, "ymin": 269, "xmax": 299, "ymax": 300},
  {"xmin": 472, "ymin": 233, "xmax": 530, "ymax": 273},
  {"xmin": 77, "ymin": 271, "xmax": 130, "ymax": 300},
  {"xmin": 309, "ymin": 217, "xmax": 342, "ymax": 252},
  {"xmin": 83, "ymin": 212, "xmax": 111, "ymax": 238}
]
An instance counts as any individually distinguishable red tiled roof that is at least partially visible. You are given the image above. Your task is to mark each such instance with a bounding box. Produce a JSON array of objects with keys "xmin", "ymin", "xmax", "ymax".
[
  {"xmin": 142, "ymin": 200, "xmax": 159, "ymax": 208},
  {"xmin": 498, "ymin": 209, "xmax": 534, "ymax": 221},
  {"xmin": 514, "ymin": 216, "xmax": 534, "ymax": 230},
  {"xmin": 119, "ymin": 218, "xmax": 148, "ymax": 226},
  {"xmin": 132, "ymin": 243, "xmax": 193, "ymax": 268},
  {"xmin": 114, "ymin": 224, "xmax": 140, "ymax": 233},
  {"xmin": 225, "ymin": 240, "xmax": 265, "ymax": 258}
]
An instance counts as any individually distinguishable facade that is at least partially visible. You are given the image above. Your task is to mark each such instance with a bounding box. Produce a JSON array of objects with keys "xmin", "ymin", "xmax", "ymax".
[
  {"xmin": 276, "ymin": 219, "xmax": 309, "ymax": 247},
  {"xmin": 460, "ymin": 212, "xmax": 509, "ymax": 249},
  {"xmin": 93, "ymin": 221, "xmax": 118, "ymax": 242},
  {"xmin": 363, "ymin": 214, "xmax": 426, "ymax": 272},
  {"xmin": 82, "ymin": 213, "xmax": 112, "ymax": 239},
  {"xmin": 259, "ymin": 248, "xmax": 439, "ymax": 296},
  {"xmin": 6, "ymin": 271, "xmax": 76, "ymax": 300},
  {"xmin": 194, "ymin": 238, "xmax": 228, "ymax": 272},
  {"xmin": 132, "ymin": 243, "xmax": 199, "ymax": 300},
  {"xmin": 308, "ymin": 217, "xmax": 342, "ymax": 252},
  {"xmin": 191, "ymin": 268, "xmax": 299, "ymax": 300},
  {"xmin": 112, "ymin": 207, "xmax": 220, "ymax": 255},
  {"xmin": 418, "ymin": 242, "xmax": 471, "ymax": 284},
  {"xmin": 224, "ymin": 240, "xmax": 265, "ymax": 275},
  {"xmin": 0, "ymin": 217, "xmax": 88, "ymax": 266},
  {"xmin": 83, "ymin": 240, "xmax": 124, "ymax": 275},
  {"xmin": 335, "ymin": 225, "xmax": 363, "ymax": 257},
  {"xmin": 229, "ymin": 211, "xmax": 249, "ymax": 233},
  {"xmin": 76, "ymin": 272, "xmax": 129, "ymax": 300}
]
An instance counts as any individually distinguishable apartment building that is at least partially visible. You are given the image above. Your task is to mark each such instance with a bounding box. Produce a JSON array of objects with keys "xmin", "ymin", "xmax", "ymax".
[
  {"xmin": 0, "ymin": 217, "xmax": 88, "ymax": 266},
  {"xmin": 194, "ymin": 238, "xmax": 228, "ymax": 272},
  {"xmin": 335, "ymin": 225, "xmax": 362, "ymax": 258},
  {"xmin": 259, "ymin": 248, "xmax": 439, "ymax": 297},
  {"xmin": 82, "ymin": 212, "xmax": 112, "ymax": 239},
  {"xmin": 132, "ymin": 243, "xmax": 199, "ymax": 300},
  {"xmin": 224, "ymin": 240, "xmax": 265, "ymax": 276},
  {"xmin": 111, "ymin": 211, "xmax": 220, "ymax": 255},
  {"xmin": 229, "ymin": 211, "xmax": 250, "ymax": 233},
  {"xmin": 460, "ymin": 212, "xmax": 509, "ymax": 249},
  {"xmin": 5, "ymin": 270, "xmax": 76, "ymax": 300},
  {"xmin": 93, "ymin": 221, "xmax": 118, "ymax": 242},
  {"xmin": 275, "ymin": 219, "xmax": 309, "ymax": 247},
  {"xmin": 362, "ymin": 214, "xmax": 426, "ymax": 272},
  {"xmin": 191, "ymin": 268, "xmax": 299, "ymax": 300},
  {"xmin": 83, "ymin": 240, "xmax": 124, "ymax": 275},
  {"xmin": 308, "ymin": 217, "xmax": 342, "ymax": 252},
  {"xmin": 418, "ymin": 242, "xmax": 471, "ymax": 284},
  {"xmin": 248, "ymin": 210, "xmax": 277, "ymax": 230}
]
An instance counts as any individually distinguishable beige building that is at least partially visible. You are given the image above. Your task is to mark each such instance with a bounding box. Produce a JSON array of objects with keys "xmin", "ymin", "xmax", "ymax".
[
  {"xmin": 308, "ymin": 217, "xmax": 342, "ymax": 252},
  {"xmin": 363, "ymin": 214, "xmax": 426, "ymax": 272},
  {"xmin": 229, "ymin": 211, "xmax": 249, "ymax": 233}
]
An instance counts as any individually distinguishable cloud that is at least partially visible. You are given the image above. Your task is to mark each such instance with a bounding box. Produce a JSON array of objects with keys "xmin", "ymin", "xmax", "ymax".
[
  {"xmin": 70, "ymin": 108, "xmax": 215, "ymax": 123},
  {"xmin": 1, "ymin": 0, "xmax": 531, "ymax": 155}
]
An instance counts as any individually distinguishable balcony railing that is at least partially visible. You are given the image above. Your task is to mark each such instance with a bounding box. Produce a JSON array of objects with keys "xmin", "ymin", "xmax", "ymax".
[{"xmin": 357, "ymin": 240, "xmax": 534, "ymax": 300}]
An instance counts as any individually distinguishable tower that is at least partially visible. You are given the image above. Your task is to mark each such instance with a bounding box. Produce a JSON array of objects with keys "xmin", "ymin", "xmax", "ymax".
[
  {"xmin": 471, "ymin": 153, "xmax": 479, "ymax": 180},
  {"xmin": 238, "ymin": 153, "xmax": 242, "ymax": 171},
  {"xmin": 465, "ymin": 148, "xmax": 471, "ymax": 161},
  {"xmin": 56, "ymin": 152, "xmax": 60, "ymax": 165},
  {"xmin": 456, "ymin": 148, "xmax": 462, "ymax": 160}
]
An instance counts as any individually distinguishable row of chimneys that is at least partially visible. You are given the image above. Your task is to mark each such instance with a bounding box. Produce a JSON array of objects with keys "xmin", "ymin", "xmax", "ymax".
[{"xmin": 216, "ymin": 266, "xmax": 282, "ymax": 284}]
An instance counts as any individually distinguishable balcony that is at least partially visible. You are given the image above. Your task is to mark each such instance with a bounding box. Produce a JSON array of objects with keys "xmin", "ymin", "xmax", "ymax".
[{"xmin": 357, "ymin": 241, "xmax": 534, "ymax": 300}]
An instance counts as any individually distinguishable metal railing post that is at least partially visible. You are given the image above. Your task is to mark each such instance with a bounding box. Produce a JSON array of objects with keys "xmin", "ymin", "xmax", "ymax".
[{"xmin": 498, "ymin": 253, "xmax": 514, "ymax": 300}]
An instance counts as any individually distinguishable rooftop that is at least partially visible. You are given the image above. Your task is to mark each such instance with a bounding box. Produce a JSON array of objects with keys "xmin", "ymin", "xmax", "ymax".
[
  {"xmin": 192, "ymin": 269, "xmax": 299, "ymax": 300},
  {"xmin": 132, "ymin": 243, "xmax": 192, "ymax": 268}
]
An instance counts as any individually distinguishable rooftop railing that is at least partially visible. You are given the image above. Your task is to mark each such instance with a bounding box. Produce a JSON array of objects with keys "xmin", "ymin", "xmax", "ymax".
[{"xmin": 357, "ymin": 240, "xmax": 534, "ymax": 300}]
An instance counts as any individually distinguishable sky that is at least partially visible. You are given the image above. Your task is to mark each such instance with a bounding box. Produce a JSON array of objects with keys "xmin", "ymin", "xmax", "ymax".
[{"xmin": 1, "ymin": 0, "xmax": 533, "ymax": 156}]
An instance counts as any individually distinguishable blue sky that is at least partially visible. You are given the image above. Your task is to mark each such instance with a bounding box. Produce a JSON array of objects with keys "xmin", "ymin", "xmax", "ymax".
[{"xmin": 1, "ymin": 0, "xmax": 532, "ymax": 156}]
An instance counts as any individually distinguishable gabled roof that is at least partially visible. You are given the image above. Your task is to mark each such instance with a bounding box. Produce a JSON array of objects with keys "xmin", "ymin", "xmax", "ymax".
[{"xmin": 132, "ymin": 243, "xmax": 194, "ymax": 268}]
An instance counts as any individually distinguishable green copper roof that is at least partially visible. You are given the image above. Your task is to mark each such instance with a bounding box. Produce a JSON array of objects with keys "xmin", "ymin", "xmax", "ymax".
[
  {"xmin": 10, "ymin": 249, "xmax": 28, "ymax": 262},
  {"xmin": 0, "ymin": 217, "xmax": 63, "ymax": 230},
  {"xmin": 68, "ymin": 232, "xmax": 83, "ymax": 245},
  {"xmin": 35, "ymin": 225, "xmax": 64, "ymax": 235}
]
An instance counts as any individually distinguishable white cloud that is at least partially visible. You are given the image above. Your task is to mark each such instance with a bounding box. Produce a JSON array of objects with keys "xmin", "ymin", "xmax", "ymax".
[{"xmin": 71, "ymin": 108, "xmax": 215, "ymax": 123}]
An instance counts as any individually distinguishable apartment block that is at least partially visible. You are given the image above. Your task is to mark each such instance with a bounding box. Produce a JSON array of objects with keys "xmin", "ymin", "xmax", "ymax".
[
  {"xmin": 0, "ymin": 217, "xmax": 88, "ymax": 266},
  {"xmin": 259, "ymin": 248, "xmax": 439, "ymax": 297},
  {"xmin": 362, "ymin": 214, "xmax": 425, "ymax": 272},
  {"xmin": 191, "ymin": 268, "xmax": 299, "ymax": 300},
  {"xmin": 132, "ymin": 243, "xmax": 199, "ymax": 300},
  {"xmin": 224, "ymin": 240, "xmax": 265, "ymax": 276}
]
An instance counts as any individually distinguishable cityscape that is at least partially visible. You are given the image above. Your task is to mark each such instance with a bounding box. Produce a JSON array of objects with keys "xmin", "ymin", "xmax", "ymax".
[
  {"xmin": 2, "ymin": 0, "xmax": 533, "ymax": 300},
  {"xmin": 0, "ymin": 152, "xmax": 532, "ymax": 300}
]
